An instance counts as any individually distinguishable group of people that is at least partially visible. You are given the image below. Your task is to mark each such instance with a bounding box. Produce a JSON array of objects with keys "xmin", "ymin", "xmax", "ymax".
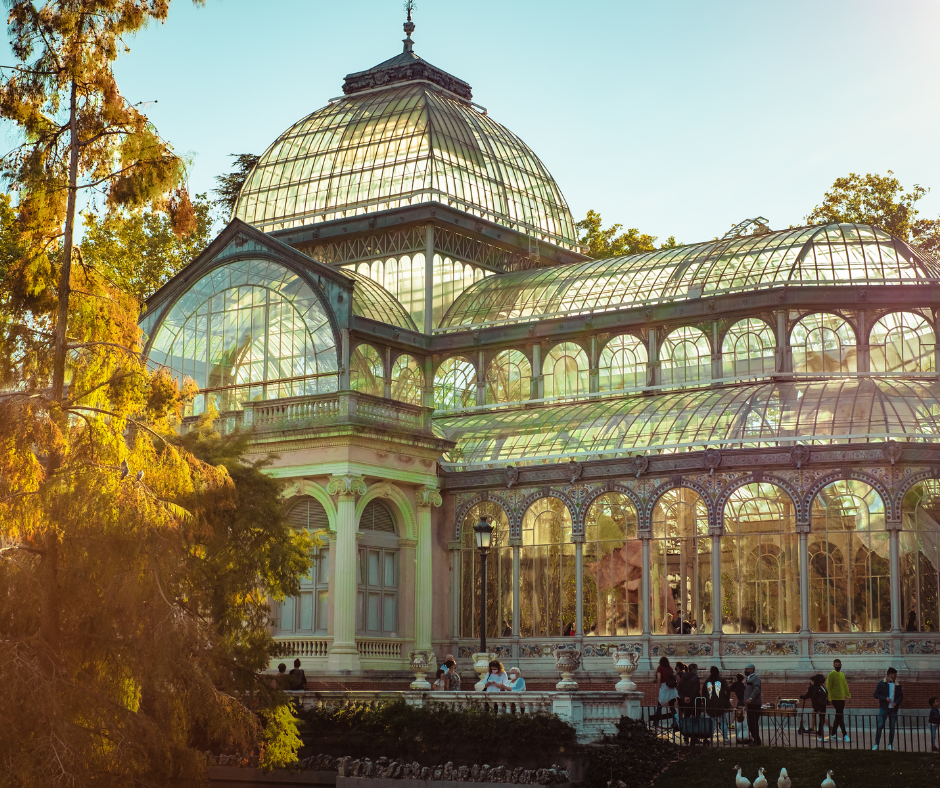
[
  {"xmin": 430, "ymin": 658, "xmax": 526, "ymax": 692},
  {"xmin": 655, "ymin": 658, "xmax": 763, "ymax": 744},
  {"xmin": 655, "ymin": 657, "xmax": 939, "ymax": 752}
]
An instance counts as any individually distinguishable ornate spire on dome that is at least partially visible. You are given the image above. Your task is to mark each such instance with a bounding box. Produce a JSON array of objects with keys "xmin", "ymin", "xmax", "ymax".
[{"xmin": 403, "ymin": 0, "xmax": 416, "ymax": 53}]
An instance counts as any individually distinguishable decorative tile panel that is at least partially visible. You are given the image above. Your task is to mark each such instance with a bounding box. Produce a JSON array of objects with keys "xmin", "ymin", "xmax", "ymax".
[
  {"xmin": 812, "ymin": 639, "xmax": 891, "ymax": 655},
  {"xmin": 649, "ymin": 641, "xmax": 713, "ymax": 657},
  {"xmin": 722, "ymin": 640, "xmax": 800, "ymax": 657},
  {"xmin": 583, "ymin": 642, "xmax": 643, "ymax": 657},
  {"xmin": 904, "ymin": 640, "xmax": 940, "ymax": 655}
]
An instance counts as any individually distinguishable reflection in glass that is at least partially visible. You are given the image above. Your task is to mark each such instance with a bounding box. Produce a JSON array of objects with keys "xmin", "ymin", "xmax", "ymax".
[
  {"xmin": 651, "ymin": 488, "xmax": 712, "ymax": 634},
  {"xmin": 350, "ymin": 343, "xmax": 383, "ymax": 396},
  {"xmin": 722, "ymin": 318, "xmax": 776, "ymax": 378},
  {"xmin": 721, "ymin": 483, "xmax": 801, "ymax": 634},
  {"xmin": 791, "ymin": 313, "xmax": 857, "ymax": 373},
  {"xmin": 870, "ymin": 311, "xmax": 936, "ymax": 373},
  {"xmin": 458, "ymin": 502, "xmax": 512, "ymax": 639},
  {"xmin": 486, "ymin": 349, "xmax": 531, "ymax": 404},
  {"xmin": 901, "ymin": 481, "xmax": 940, "ymax": 632},
  {"xmin": 520, "ymin": 498, "xmax": 575, "ymax": 637},
  {"xmin": 390, "ymin": 354, "xmax": 424, "ymax": 405},
  {"xmin": 599, "ymin": 335, "xmax": 647, "ymax": 392},
  {"xmin": 661, "ymin": 326, "xmax": 711, "ymax": 386},
  {"xmin": 543, "ymin": 342, "xmax": 589, "ymax": 399},
  {"xmin": 583, "ymin": 493, "xmax": 641, "ymax": 636},
  {"xmin": 434, "ymin": 356, "xmax": 476, "ymax": 410},
  {"xmin": 809, "ymin": 480, "xmax": 888, "ymax": 633}
]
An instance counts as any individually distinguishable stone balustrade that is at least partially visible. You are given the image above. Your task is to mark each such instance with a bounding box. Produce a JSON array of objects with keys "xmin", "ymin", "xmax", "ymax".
[
  {"xmin": 357, "ymin": 639, "xmax": 404, "ymax": 659},
  {"xmin": 293, "ymin": 690, "xmax": 641, "ymax": 742},
  {"xmin": 277, "ymin": 638, "xmax": 332, "ymax": 658}
]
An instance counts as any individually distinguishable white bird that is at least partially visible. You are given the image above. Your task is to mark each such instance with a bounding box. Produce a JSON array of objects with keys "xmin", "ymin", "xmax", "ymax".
[
  {"xmin": 754, "ymin": 768, "xmax": 768, "ymax": 788},
  {"xmin": 777, "ymin": 768, "xmax": 791, "ymax": 788},
  {"xmin": 734, "ymin": 765, "xmax": 752, "ymax": 788},
  {"xmin": 821, "ymin": 770, "xmax": 836, "ymax": 788}
]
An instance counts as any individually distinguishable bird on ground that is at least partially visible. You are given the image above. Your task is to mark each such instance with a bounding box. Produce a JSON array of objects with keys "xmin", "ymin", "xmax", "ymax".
[
  {"xmin": 777, "ymin": 768, "xmax": 791, "ymax": 788},
  {"xmin": 120, "ymin": 459, "xmax": 129, "ymax": 480},
  {"xmin": 821, "ymin": 770, "xmax": 836, "ymax": 788},
  {"xmin": 734, "ymin": 765, "xmax": 752, "ymax": 788},
  {"xmin": 753, "ymin": 768, "xmax": 768, "ymax": 788}
]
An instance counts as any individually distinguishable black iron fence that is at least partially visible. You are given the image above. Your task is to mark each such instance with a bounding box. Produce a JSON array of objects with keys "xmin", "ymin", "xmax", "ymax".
[{"xmin": 642, "ymin": 705, "xmax": 939, "ymax": 752}]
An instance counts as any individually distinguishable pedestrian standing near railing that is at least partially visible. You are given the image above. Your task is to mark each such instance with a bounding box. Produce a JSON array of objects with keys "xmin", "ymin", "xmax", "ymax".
[
  {"xmin": 928, "ymin": 696, "xmax": 939, "ymax": 752},
  {"xmin": 826, "ymin": 658, "xmax": 851, "ymax": 742},
  {"xmin": 743, "ymin": 663, "xmax": 763, "ymax": 746},
  {"xmin": 872, "ymin": 667, "xmax": 903, "ymax": 751}
]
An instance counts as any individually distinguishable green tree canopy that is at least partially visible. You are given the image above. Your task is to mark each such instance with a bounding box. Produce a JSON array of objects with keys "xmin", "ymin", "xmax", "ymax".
[
  {"xmin": 576, "ymin": 209, "xmax": 678, "ymax": 259},
  {"xmin": 213, "ymin": 153, "xmax": 260, "ymax": 217},
  {"xmin": 807, "ymin": 170, "xmax": 940, "ymax": 255},
  {"xmin": 80, "ymin": 194, "xmax": 215, "ymax": 301}
]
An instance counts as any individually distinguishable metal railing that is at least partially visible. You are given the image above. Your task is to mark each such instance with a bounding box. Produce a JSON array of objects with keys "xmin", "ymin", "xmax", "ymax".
[{"xmin": 642, "ymin": 706, "xmax": 938, "ymax": 752}]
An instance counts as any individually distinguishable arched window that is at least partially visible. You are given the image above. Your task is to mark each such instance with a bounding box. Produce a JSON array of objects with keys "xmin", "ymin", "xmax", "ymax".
[
  {"xmin": 543, "ymin": 342, "xmax": 589, "ymax": 399},
  {"xmin": 870, "ymin": 312, "xmax": 936, "ymax": 373},
  {"xmin": 350, "ymin": 343, "xmax": 383, "ymax": 396},
  {"xmin": 434, "ymin": 356, "xmax": 476, "ymax": 410},
  {"xmin": 722, "ymin": 318, "xmax": 776, "ymax": 378},
  {"xmin": 351, "ymin": 254, "xmax": 426, "ymax": 330},
  {"xmin": 810, "ymin": 480, "xmax": 888, "ymax": 633},
  {"xmin": 520, "ymin": 498, "xmax": 575, "ymax": 637},
  {"xmin": 599, "ymin": 335, "xmax": 647, "ymax": 392},
  {"xmin": 357, "ymin": 500, "xmax": 399, "ymax": 636},
  {"xmin": 458, "ymin": 502, "xmax": 512, "ymax": 639},
  {"xmin": 486, "ymin": 350, "xmax": 532, "ymax": 405},
  {"xmin": 583, "ymin": 493, "xmax": 641, "ymax": 636},
  {"xmin": 390, "ymin": 354, "xmax": 424, "ymax": 405},
  {"xmin": 433, "ymin": 255, "xmax": 490, "ymax": 327},
  {"xmin": 661, "ymin": 326, "xmax": 711, "ymax": 386},
  {"xmin": 721, "ymin": 483, "xmax": 801, "ymax": 634},
  {"xmin": 900, "ymin": 481, "xmax": 940, "ymax": 633},
  {"xmin": 275, "ymin": 498, "xmax": 330, "ymax": 636},
  {"xmin": 791, "ymin": 313, "xmax": 857, "ymax": 373},
  {"xmin": 650, "ymin": 488, "xmax": 712, "ymax": 634},
  {"xmin": 145, "ymin": 259, "xmax": 337, "ymax": 416}
]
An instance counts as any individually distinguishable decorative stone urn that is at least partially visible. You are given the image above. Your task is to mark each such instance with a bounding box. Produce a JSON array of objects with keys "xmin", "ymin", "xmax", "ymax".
[
  {"xmin": 471, "ymin": 651, "xmax": 497, "ymax": 691},
  {"xmin": 409, "ymin": 650, "xmax": 434, "ymax": 690},
  {"xmin": 552, "ymin": 647, "xmax": 581, "ymax": 691},
  {"xmin": 612, "ymin": 647, "xmax": 640, "ymax": 692}
]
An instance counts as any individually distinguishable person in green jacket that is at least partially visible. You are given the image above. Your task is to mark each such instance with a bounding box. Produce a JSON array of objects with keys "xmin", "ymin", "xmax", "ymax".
[{"xmin": 826, "ymin": 659, "xmax": 851, "ymax": 741}]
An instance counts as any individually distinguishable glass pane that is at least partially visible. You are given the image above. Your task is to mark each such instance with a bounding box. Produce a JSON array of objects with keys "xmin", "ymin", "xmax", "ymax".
[
  {"xmin": 383, "ymin": 593, "xmax": 397, "ymax": 633},
  {"xmin": 367, "ymin": 592, "xmax": 380, "ymax": 631},
  {"xmin": 317, "ymin": 590, "xmax": 329, "ymax": 633},
  {"xmin": 279, "ymin": 597, "xmax": 295, "ymax": 633},
  {"xmin": 369, "ymin": 551, "xmax": 380, "ymax": 586},
  {"xmin": 298, "ymin": 591, "xmax": 314, "ymax": 632},
  {"xmin": 384, "ymin": 552, "xmax": 396, "ymax": 587}
]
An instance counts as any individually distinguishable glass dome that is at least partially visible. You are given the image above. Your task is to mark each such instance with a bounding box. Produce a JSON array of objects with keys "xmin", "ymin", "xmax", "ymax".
[
  {"xmin": 438, "ymin": 378, "xmax": 940, "ymax": 468},
  {"xmin": 440, "ymin": 223, "xmax": 940, "ymax": 330},
  {"xmin": 233, "ymin": 81, "xmax": 578, "ymax": 249}
]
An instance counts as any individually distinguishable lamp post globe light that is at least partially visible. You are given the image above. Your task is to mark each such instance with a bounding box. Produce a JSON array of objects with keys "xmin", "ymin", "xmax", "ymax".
[{"xmin": 473, "ymin": 515, "xmax": 494, "ymax": 652}]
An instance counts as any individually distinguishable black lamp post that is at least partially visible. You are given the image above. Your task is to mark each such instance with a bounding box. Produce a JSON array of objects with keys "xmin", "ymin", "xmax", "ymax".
[{"xmin": 473, "ymin": 515, "xmax": 494, "ymax": 653}]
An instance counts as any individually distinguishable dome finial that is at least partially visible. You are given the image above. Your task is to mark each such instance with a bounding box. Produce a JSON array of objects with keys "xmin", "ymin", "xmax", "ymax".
[{"xmin": 403, "ymin": 0, "xmax": 416, "ymax": 53}]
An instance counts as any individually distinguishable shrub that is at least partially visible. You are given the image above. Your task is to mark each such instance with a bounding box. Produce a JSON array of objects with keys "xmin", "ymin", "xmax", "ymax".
[{"xmin": 582, "ymin": 718, "xmax": 686, "ymax": 788}]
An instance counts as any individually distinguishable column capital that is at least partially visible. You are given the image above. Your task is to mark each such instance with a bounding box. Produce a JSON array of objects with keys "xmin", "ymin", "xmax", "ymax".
[
  {"xmin": 885, "ymin": 519, "xmax": 903, "ymax": 532},
  {"xmin": 327, "ymin": 474, "xmax": 367, "ymax": 500},
  {"xmin": 398, "ymin": 538, "xmax": 418, "ymax": 549},
  {"xmin": 415, "ymin": 485, "xmax": 443, "ymax": 509}
]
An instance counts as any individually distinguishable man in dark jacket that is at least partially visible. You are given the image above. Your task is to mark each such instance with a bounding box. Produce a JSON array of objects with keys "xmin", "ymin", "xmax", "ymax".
[
  {"xmin": 677, "ymin": 663, "xmax": 702, "ymax": 718},
  {"xmin": 743, "ymin": 663, "xmax": 763, "ymax": 745},
  {"xmin": 873, "ymin": 667, "xmax": 903, "ymax": 750}
]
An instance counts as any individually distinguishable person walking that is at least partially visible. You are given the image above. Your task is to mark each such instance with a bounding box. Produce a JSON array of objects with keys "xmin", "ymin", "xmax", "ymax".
[
  {"xmin": 743, "ymin": 663, "xmax": 763, "ymax": 745},
  {"xmin": 703, "ymin": 665, "xmax": 731, "ymax": 741},
  {"xmin": 729, "ymin": 672, "xmax": 748, "ymax": 740},
  {"xmin": 873, "ymin": 667, "xmax": 903, "ymax": 750},
  {"xmin": 655, "ymin": 656, "xmax": 680, "ymax": 727},
  {"xmin": 800, "ymin": 673, "xmax": 829, "ymax": 741},
  {"xmin": 826, "ymin": 658, "xmax": 851, "ymax": 742}
]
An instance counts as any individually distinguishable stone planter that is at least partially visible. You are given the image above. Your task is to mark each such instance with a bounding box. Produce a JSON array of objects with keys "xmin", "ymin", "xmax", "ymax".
[
  {"xmin": 409, "ymin": 650, "xmax": 434, "ymax": 690},
  {"xmin": 612, "ymin": 648, "xmax": 640, "ymax": 692},
  {"xmin": 471, "ymin": 651, "xmax": 496, "ymax": 691},
  {"xmin": 552, "ymin": 647, "xmax": 581, "ymax": 691}
]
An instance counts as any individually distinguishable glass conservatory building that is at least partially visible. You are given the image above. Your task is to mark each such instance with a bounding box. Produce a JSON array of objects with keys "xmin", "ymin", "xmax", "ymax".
[{"xmin": 142, "ymin": 16, "xmax": 940, "ymax": 684}]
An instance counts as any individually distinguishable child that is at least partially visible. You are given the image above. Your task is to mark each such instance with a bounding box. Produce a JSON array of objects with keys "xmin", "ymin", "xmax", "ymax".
[
  {"xmin": 929, "ymin": 696, "xmax": 939, "ymax": 752},
  {"xmin": 432, "ymin": 668, "xmax": 446, "ymax": 691}
]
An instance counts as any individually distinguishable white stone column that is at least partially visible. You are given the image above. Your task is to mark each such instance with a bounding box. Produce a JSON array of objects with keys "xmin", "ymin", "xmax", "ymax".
[
  {"xmin": 415, "ymin": 486, "xmax": 442, "ymax": 652},
  {"xmin": 326, "ymin": 474, "xmax": 366, "ymax": 671},
  {"xmin": 575, "ymin": 540, "xmax": 584, "ymax": 635},
  {"xmin": 512, "ymin": 542, "xmax": 521, "ymax": 636},
  {"xmin": 641, "ymin": 538, "xmax": 651, "ymax": 635},
  {"xmin": 888, "ymin": 524, "xmax": 902, "ymax": 633},
  {"xmin": 799, "ymin": 530, "xmax": 810, "ymax": 632},
  {"xmin": 711, "ymin": 534, "xmax": 722, "ymax": 634}
]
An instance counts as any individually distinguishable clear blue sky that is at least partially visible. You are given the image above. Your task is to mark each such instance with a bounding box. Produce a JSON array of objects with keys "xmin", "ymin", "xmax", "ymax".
[{"xmin": 6, "ymin": 0, "xmax": 940, "ymax": 244}]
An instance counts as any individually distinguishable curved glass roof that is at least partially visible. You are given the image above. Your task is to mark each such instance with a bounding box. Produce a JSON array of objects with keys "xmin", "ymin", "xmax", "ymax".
[
  {"xmin": 440, "ymin": 223, "xmax": 940, "ymax": 330},
  {"xmin": 233, "ymin": 83, "xmax": 578, "ymax": 248},
  {"xmin": 346, "ymin": 269, "xmax": 417, "ymax": 330},
  {"xmin": 437, "ymin": 378, "xmax": 940, "ymax": 468}
]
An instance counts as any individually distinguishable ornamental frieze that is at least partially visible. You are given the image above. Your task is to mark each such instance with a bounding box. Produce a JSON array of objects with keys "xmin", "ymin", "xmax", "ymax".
[
  {"xmin": 722, "ymin": 640, "xmax": 800, "ymax": 657},
  {"xmin": 812, "ymin": 639, "xmax": 891, "ymax": 656}
]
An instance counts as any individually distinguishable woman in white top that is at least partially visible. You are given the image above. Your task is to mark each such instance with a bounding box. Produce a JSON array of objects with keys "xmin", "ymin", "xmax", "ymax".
[
  {"xmin": 483, "ymin": 660, "xmax": 511, "ymax": 692},
  {"xmin": 508, "ymin": 667, "xmax": 526, "ymax": 691}
]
